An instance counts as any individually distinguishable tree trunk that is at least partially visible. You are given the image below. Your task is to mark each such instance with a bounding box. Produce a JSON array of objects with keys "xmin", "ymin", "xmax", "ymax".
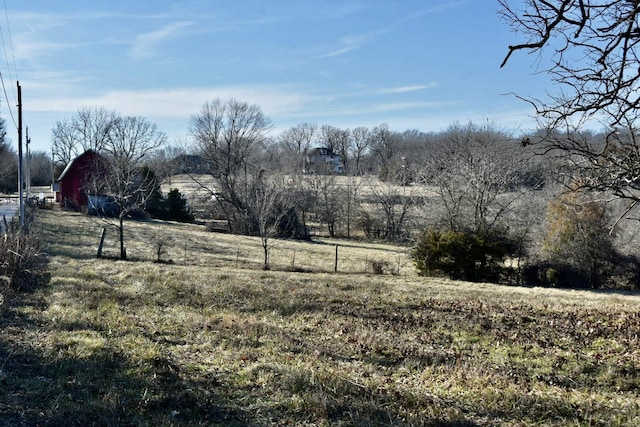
[
  {"xmin": 327, "ymin": 221, "xmax": 335, "ymax": 237},
  {"xmin": 119, "ymin": 216, "xmax": 126, "ymax": 260},
  {"xmin": 262, "ymin": 238, "xmax": 269, "ymax": 270}
]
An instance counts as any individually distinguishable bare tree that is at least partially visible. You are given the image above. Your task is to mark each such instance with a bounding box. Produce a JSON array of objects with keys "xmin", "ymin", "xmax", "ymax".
[
  {"xmin": 396, "ymin": 129, "xmax": 437, "ymax": 182},
  {"xmin": 51, "ymin": 118, "xmax": 80, "ymax": 169},
  {"xmin": 418, "ymin": 121, "xmax": 526, "ymax": 236},
  {"xmin": 51, "ymin": 107, "xmax": 118, "ymax": 169},
  {"xmin": 190, "ymin": 98, "xmax": 273, "ymax": 234},
  {"xmin": 369, "ymin": 123, "xmax": 399, "ymax": 181},
  {"xmin": 365, "ymin": 178, "xmax": 413, "ymax": 242},
  {"xmin": 318, "ymin": 125, "xmax": 341, "ymax": 152},
  {"xmin": 500, "ymin": 0, "xmax": 640, "ymax": 129},
  {"xmin": 0, "ymin": 140, "xmax": 16, "ymax": 194},
  {"xmin": 304, "ymin": 174, "xmax": 344, "ymax": 237},
  {"xmin": 76, "ymin": 107, "xmax": 118, "ymax": 152},
  {"xmin": 351, "ymin": 126, "xmax": 370, "ymax": 176},
  {"xmin": 500, "ymin": 1, "xmax": 640, "ymax": 219},
  {"xmin": 541, "ymin": 126, "xmax": 640, "ymax": 225},
  {"xmin": 90, "ymin": 115, "xmax": 167, "ymax": 260},
  {"xmin": 254, "ymin": 173, "xmax": 296, "ymax": 270},
  {"xmin": 334, "ymin": 128, "xmax": 352, "ymax": 174},
  {"xmin": 343, "ymin": 175, "xmax": 363, "ymax": 237},
  {"xmin": 0, "ymin": 104, "xmax": 12, "ymax": 192},
  {"xmin": 277, "ymin": 123, "xmax": 317, "ymax": 174},
  {"xmin": 28, "ymin": 151, "xmax": 53, "ymax": 186},
  {"xmin": 0, "ymin": 115, "xmax": 16, "ymax": 194},
  {"xmin": 279, "ymin": 123, "xmax": 316, "ymax": 154}
]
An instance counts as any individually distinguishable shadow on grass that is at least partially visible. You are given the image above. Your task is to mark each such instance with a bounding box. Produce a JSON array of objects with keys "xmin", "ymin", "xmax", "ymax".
[
  {"xmin": 0, "ymin": 289, "xmax": 484, "ymax": 426},
  {"xmin": 2, "ymin": 278, "xmax": 608, "ymax": 425},
  {"xmin": 0, "ymin": 299, "xmax": 250, "ymax": 426}
]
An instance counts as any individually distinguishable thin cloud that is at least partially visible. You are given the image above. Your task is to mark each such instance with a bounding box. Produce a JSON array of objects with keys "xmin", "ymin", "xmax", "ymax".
[
  {"xmin": 411, "ymin": 2, "xmax": 465, "ymax": 19},
  {"xmin": 300, "ymin": 82, "xmax": 438, "ymax": 101},
  {"xmin": 313, "ymin": 45, "xmax": 359, "ymax": 59},
  {"xmin": 129, "ymin": 21, "xmax": 194, "ymax": 60},
  {"xmin": 340, "ymin": 28, "xmax": 386, "ymax": 46},
  {"xmin": 321, "ymin": 2, "xmax": 371, "ymax": 19},
  {"xmin": 285, "ymin": 101, "xmax": 452, "ymax": 121},
  {"xmin": 310, "ymin": 2, "xmax": 463, "ymax": 63},
  {"xmin": 13, "ymin": 28, "xmax": 82, "ymax": 64},
  {"xmin": 26, "ymin": 85, "xmax": 315, "ymax": 119},
  {"xmin": 376, "ymin": 84, "xmax": 437, "ymax": 94},
  {"xmin": 14, "ymin": 39, "xmax": 80, "ymax": 63},
  {"xmin": 343, "ymin": 101, "xmax": 451, "ymax": 115},
  {"xmin": 21, "ymin": 70, "xmax": 90, "ymax": 91},
  {"xmin": 340, "ymin": 2, "xmax": 464, "ymax": 49}
]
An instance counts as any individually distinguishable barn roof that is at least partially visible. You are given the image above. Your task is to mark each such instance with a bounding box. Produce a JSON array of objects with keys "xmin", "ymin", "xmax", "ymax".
[{"xmin": 56, "ymin": 149, "xmax": 103, "ymax": 182}]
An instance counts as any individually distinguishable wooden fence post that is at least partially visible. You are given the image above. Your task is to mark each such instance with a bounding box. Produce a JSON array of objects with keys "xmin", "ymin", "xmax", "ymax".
[
  {"xmin": 96, "ymin": 227, "xmax": 107, "ymax": 258},
  {"xmin": 334, "ymin": 244, "xmax": 338, "ymax": 273}
]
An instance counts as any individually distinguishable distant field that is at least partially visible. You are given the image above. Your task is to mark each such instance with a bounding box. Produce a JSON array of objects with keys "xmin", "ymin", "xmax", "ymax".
[
  {"xmin": 161, "ymin": 173, "xmax": 437, "ymax": 237},
  {"xmin": 37, "ymin": 209, "xmax": 413, "ymax": 274},
  {"xmin": 0, "ymin": 208, "xmax": 639, "ymax": 425},
  {"xmin": 161, "ymin": 174, "xmax": 217, "ymax": 202},
  {"xmin": 161, "ymin": 173, "xmax": 437, "ymax": 203}
]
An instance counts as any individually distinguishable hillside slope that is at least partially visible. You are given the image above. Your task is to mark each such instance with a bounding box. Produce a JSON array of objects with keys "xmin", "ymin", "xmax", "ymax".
[{"xmin": 0, "ymin": 209, "xmax": 639, "ymax": 426}]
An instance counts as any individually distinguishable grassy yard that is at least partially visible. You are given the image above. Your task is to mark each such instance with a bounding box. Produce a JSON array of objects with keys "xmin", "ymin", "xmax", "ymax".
[{"xmin": 1, "ymin": 209, "xmax": 640, "ymax": 426}]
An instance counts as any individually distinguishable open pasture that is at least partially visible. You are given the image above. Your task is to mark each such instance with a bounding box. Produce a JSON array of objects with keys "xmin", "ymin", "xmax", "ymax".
[
  {"xmin": 161, "ymin": 174, "xmax": 437, "ymax": 201},
  {"xmin": 0, "ymin": 208, "xmax": 639, "ymax": 425},
  {"xmin": 36, "ymin": 209, "xmax": 413, "ymax": 274}
]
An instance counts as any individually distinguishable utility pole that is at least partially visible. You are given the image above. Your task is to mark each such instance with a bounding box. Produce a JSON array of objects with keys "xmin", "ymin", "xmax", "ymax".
[{"xmin": 17, "ymin": 81, "xmax": 24, "ymax": 229}]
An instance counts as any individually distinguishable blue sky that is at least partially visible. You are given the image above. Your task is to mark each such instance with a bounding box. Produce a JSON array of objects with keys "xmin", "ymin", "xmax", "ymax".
[{"xmin": 0, "ymin": 0, "xmax": 550, "ymax": 152}]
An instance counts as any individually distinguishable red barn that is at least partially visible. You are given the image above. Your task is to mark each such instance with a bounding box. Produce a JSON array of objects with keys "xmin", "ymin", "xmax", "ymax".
[{"xmin": 55, "ymin": 150, "xmax": 106, "ymax": 209}]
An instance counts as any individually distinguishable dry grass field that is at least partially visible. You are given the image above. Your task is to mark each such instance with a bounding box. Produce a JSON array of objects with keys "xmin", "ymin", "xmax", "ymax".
[
  {"xmin": 161, "ymin": 174, "xmax": 436, "ymax": 201},
  {"xmin": 1, "ymin": 208, "xmax": 640, "ymax": 426},
  {"xmin": 37, "ymin": 209, "xmax": 413, "ymax": 274},
  {"xmin": 160, "ymin": 174, "xmax": 436, "ymax": 234}
]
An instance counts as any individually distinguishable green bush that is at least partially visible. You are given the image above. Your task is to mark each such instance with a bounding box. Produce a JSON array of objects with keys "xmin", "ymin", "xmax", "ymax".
[
  {"xmin": 412, "ymin": 228, "xmax": 518, "ymax": 282},
  {"xmin": 147, "ymin": 188, "xmax": 194, "ymax": 223}
]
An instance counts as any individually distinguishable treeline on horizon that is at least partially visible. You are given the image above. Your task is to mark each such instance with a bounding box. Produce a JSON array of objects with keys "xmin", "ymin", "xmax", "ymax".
[{"xmin": 1, "ymin": 102, "xmax": 638, "ymax": 290}]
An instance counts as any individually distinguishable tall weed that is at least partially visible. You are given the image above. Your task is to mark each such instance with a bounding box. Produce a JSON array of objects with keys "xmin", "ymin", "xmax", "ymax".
[{"xmin": 0, "ymin": 220, "xmax": 49, "ymax": 294}]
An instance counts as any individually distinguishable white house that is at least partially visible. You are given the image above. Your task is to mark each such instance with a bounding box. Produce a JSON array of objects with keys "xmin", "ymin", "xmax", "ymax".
[{"xmin": 305, "ymin": 147, "xmax": 343, "ymax": 174}]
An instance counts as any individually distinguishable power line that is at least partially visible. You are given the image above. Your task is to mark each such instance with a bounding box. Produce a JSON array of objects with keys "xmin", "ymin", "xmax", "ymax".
[
  {"xmin": 0, "ymin": 70, "xmax": 16, "ymax": 129},
  {"xmin": 0, "ymin": 0, "xmax": 17, "ymax": 129},
  {"xmin": 2, "ymin": 0, "xmax": 17, "ymax": 101}
]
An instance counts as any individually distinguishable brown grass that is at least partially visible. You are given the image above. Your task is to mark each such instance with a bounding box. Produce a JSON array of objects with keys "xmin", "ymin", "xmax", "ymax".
[
  {"xmin": 162, "ymin": 174, "xmax": 437, "ymax": 200},
  {"xmin": 37, "ymin": 209, "xmax": 413, "ymax": 275},
  {"xmin": 1, "ymin": 208, "xmax": 639, "ymax": 426}
]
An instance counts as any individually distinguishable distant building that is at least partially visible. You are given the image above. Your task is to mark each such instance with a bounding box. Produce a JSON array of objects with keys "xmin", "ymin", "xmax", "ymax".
[
  {"xmin": 305, "ymin": 147, "xmax": 343, "ymax": 174},
  {"xmin": 170, "ymin": 154, "xmax": 209, "ymax": 175},
  {"xmin": 55, "ymin": 150, "xmax": 107, "ymax": 209}
]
